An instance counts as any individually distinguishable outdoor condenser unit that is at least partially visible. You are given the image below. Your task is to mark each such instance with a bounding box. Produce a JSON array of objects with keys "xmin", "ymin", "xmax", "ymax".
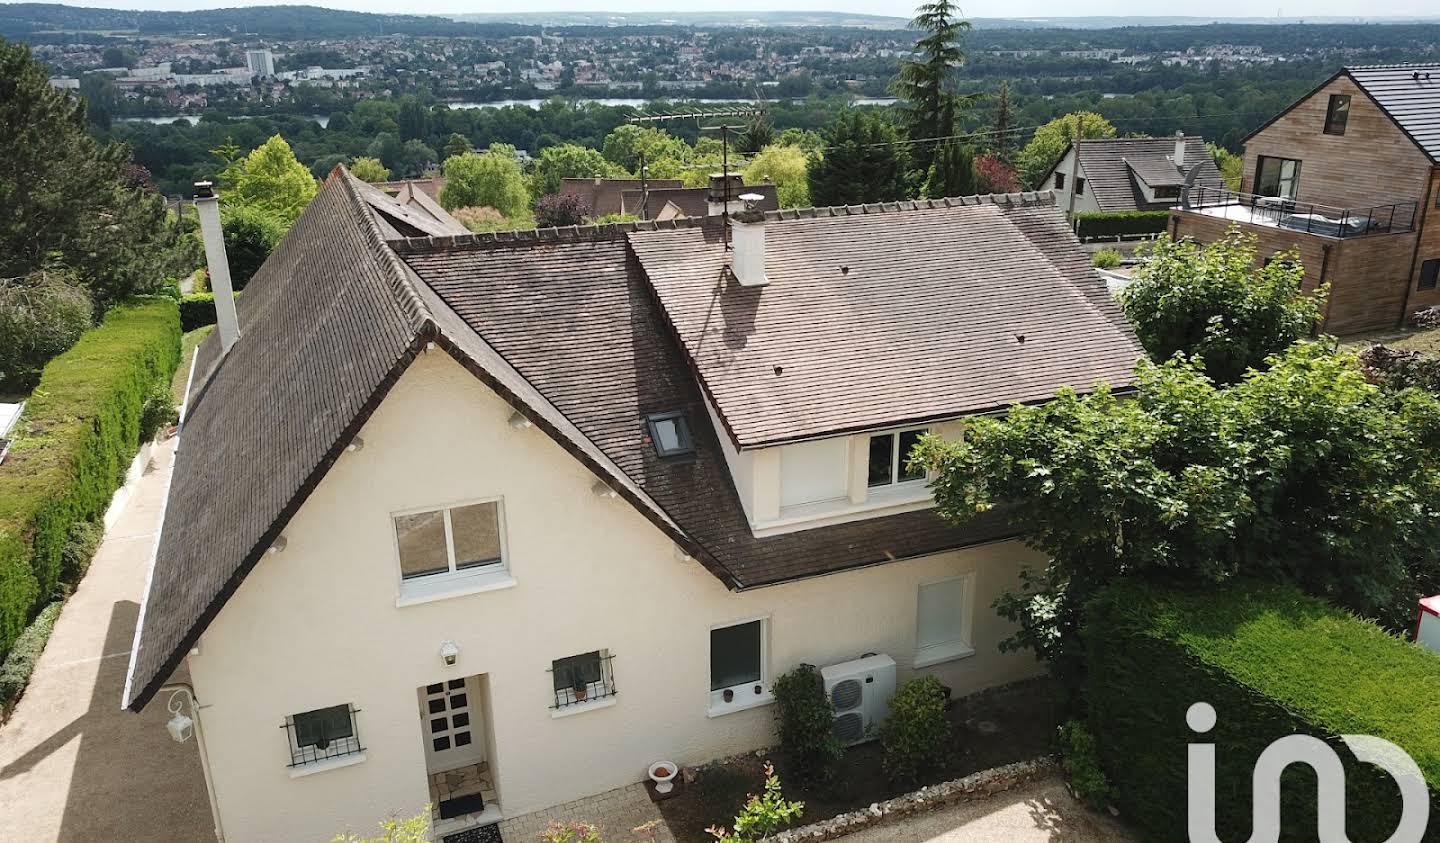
[{"xmin": 821, "ymin": 654, "xmax": 897, "ymax": 746}]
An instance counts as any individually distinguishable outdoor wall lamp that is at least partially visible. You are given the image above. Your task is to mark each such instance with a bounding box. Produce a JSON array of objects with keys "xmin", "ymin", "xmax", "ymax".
[
  {"xmin": 440, "ymin": 640, "xmax": 459, "ymax": 667},
  {"xmin": 166, "ymin": 687, "xmax": 197, "ymax": 744}
]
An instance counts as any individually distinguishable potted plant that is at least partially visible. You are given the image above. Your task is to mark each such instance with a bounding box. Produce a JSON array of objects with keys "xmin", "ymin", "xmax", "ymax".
[{"xmin": 573, "ymin": 677, "xmax": 588, "ymax": 703}]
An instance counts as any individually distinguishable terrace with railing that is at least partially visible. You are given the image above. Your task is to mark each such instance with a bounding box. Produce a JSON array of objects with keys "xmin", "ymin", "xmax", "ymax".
[{"xmin": 1181, "ymin": 186, "xmax": 1417, "ymax": 240}]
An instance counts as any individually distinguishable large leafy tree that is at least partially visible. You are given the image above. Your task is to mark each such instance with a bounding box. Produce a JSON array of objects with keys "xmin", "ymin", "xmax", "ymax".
[
  {"xmin": 915, "ymin": 343, "xmax": 1440, "ymax": 688},
  {"xmin": 528, "ymin": 143, "xmax": 623, "ymax": 198},
  {"xmin": 232, "ymin": 134, "xmax": 318, "ymax": 226},
  {"xmin": 1017, "ymin": 111, "xmax": 1116, "ymax": 189},
  {"xmin": 743, "ymin": 144, "xmax": 810, "ymax": 208},
  {"xmin": 438, "ymin": 148, "xmax": 529, "ymax": 216},
  {"xmin": 806, "ymin": 110, "xmax": 908, "ymax": 207},
  {"xmin": 600, "ymin": 124, "xmax": 690, "ymax": 174},
  {"xmin": 892, "ymin": 0, "xmax": 971, "ymax": 176},
  {"xmin": 348, "ymin": 156, "xmax": 391, "ymax": 183},
  {"xmin": 0, "ymin": 39, "xmax": 190, "ymax": 305},
  {"xmin": 1120, "ymin": 229, "xmax": 1325, "ymax": 384}
]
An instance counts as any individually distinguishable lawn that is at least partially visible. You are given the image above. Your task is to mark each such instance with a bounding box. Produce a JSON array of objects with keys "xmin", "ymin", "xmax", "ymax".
[
  {"xmin": 655, "ymin": 676, "xmax": 1060, "ymax": 843},
  {"xmin": 171, "ymin": 325, "xmax": 214, "ymax": 406},
  {"xmin": 1338, "ymin": 324, "xmax": 1440, "ymax": 355}
]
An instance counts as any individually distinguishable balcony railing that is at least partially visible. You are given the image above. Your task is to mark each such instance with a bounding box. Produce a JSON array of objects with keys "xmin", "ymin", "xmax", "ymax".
[{"xmin": 1182, "ymin": 185, "xmax": 1417, "ymax": 240}]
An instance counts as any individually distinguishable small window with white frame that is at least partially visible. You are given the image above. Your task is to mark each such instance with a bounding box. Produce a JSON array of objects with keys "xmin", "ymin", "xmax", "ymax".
[
  {"xmin": 394, "ymin": 500, "xmax": 506, "ymax": 581},
  {"xmin": 709, "ymin": 618, "xmax": 769, "ymax": 713},
  {"xmin": 867, "ymin": 429, "xmax": 928, "ymax": 488},
  {"xmin": 914, "ymin": 575, "xmax": 975, "ymax": 668},
  {"xmin": 283, "ymin": 704, "xmax": 363, "ymax": 768}
]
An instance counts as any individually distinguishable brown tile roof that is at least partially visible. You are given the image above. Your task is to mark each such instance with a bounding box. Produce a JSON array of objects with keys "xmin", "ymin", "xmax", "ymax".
[
  {"xmin": 1062, "ymin": 137, "xmax": 1225, "ymax": 212},
  {"xmin": 375, "ymin": 176, "xmax": 446, "ymax": 202},
  {"xmin": 620, "ymin": 184, "xmax": 781, "ymax": 218},
  {"xmin": 628, "ymin": 194, "xmax": 1145, "ymax": 448},
  {"xmin": 560, "ymin": 177, "xmax": 684, "ymax": 217},
  {"xmin": 352, "ymin": 176, "xmax": 468, "ymax": 237}
]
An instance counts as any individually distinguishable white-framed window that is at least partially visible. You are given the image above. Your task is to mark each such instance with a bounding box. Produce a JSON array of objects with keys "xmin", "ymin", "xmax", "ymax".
[
  {"xmin": 284, "ymin": 704, "xmax": 363, "ymax": 769},
  {"xmin": 550, "ymin": 649, "xmax": 617, "ymax": 711},
  {"xmin": 914, "ymin": 574, "xmax": 975, "ymax": 668},
  {"xmin": 867, "ymin": 429, "xmax": 928, "ymax": 488},
  {"xmin": 709, "ymin": 617, "xmax": 772, "ymax": 715},
  {"xmin": 394, "ymin": 499, "xmax": 506, "ymax": 579}
]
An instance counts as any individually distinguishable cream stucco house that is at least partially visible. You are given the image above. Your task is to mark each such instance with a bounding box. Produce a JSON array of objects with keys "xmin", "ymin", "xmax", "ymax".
[{"xmin": 123, "ymin": 170, "xmax": 1144, "ymax": 842}]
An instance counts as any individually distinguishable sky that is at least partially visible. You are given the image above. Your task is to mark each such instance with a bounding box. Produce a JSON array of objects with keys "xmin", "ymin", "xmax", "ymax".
[{"xmin": 12, "ymin": 0, "xmax": 1440, "ymax": 21}]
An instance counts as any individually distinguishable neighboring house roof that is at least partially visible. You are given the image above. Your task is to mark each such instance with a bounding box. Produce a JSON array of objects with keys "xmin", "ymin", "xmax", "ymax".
[
  {"xmin": 1055, "ymin": 137, "xmax": 1225, "ymax": 212},
  {"xmin": 375, "ymin": 176, "xmax": 446, "ymax": 202},
  {"xmin": 620, "ymin": 184, "xmax": 781, "ymax": 218},
  {"xmin": 352, "ymin": 177, "xmax": 468, "ymax": 237},
  {"xmin": 629, "ymin": 194, "xmax": 1143, "ymax": 448},
  {"xmin": 561, "ymin": 177, "xmax": 684, "ymax": 217},
  {"xmin": 123, "ymin": 171, "xmax": 1143, "ymax": 712}
]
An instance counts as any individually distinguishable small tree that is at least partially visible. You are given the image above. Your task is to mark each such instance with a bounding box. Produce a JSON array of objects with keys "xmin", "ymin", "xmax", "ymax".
[
  {"xmin": 220, "ymin": 205, "xmax": 286, "ymax": 290},
  {"xmin": 348, "ymin": 156, "xmax": 391, "ymax": 183},
  {"xmin": 706, "ymin": 762, "xmax": 804, "ymax": 843},
  {"xmin": 332, "ymin": 807, "xmax": 430, "ymax": 843},
  {"xmin": 1121, "ymin": 228, "xmax": 1325, "ymax": 384},
  {"xmin": 1017, "ymin": 112, "xmax": 1116, "ymax": 189},
  {"xmin": 1207, "ymin": 142, "xmax": 1243, "ymax": 190},
  {"xmin": 0, "ymin": 270, "xmax": 93, "ymax": 391},
  {"xmin": 439, "ymin": 150, "xmax": 529, "ymax": 216},
  {"xmin": 742, "ymin": 144, "xmax": 810, "ymax": 208},
  {"xmin": 771, "ymin": 664, "xmax": 843, "ymax": 779},
  {"xmin": 535, "ymin": 192, "xmax": 590, "ymax": 228},
  {"xmin": 879, "ymin": 676, "xmax": 951, "ymax": 784},
  {"xmin": 443, "ymin": 132, "xmax": 474, "ymax": 161},
  {"xmin": 973, "ymin": 153, "xmax": 1021, "ymax": 193},
  {"xmin": 807, "ymin": 110, "xmax": 908, "ymax": 207},
  {"xmin": 233, "ymin": 134, "xmax": 318, "ymax": 226}
]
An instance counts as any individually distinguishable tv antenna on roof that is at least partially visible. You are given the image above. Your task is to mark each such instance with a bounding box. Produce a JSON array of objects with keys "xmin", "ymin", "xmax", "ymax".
[{"xmin": 627, "ymin": 107, "xmax": 762, "ymax": 249}]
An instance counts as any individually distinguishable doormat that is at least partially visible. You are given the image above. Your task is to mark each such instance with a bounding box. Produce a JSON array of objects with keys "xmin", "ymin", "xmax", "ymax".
[
  {"xmin": 438, "ymin": 793, "xmax": 486, "ymax": 819},
  {"xmin": 442, "ymin": 822, "xmax": 502, "ymax": 843}
]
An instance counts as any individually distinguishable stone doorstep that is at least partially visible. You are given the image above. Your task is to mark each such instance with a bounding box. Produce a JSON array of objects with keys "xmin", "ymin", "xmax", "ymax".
[{"xmin": 768, "ymin": 756, "xmax": 1062, "ymax": 843}]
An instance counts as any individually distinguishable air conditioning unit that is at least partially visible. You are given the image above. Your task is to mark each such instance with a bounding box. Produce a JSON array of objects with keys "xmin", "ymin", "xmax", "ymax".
[{"xmin": 821, "ymin": 654, "xmax": 896, "ymax": 746}]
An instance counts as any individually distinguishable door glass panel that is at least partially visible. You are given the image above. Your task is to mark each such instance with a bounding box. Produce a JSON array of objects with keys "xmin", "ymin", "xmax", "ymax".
[
  {"xmin": 455, "ymin": 732, "xmax": 472, "ymax": 747},
  {"xmin": 450, "ymin": 693, "xmax": 467, "ymax": 709},
  {"xmin": 433, "ymin": 736, "xmax": 450, "ymax": 752},
  {"xmin": 428, "ymin": 698, "xmax": 445, "ymax": 714},
  {"xmin": 431, "ymin": 717, "xmax": 447, "ymax": 733}
]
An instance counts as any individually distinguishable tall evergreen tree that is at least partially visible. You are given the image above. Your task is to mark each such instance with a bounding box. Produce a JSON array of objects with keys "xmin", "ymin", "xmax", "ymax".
[
  {"xmin": 738, "ymin": 111, "xmax": 774, "ymax": 155},
  {"xmin": 922, "ymin": 142, "xmax": 977, "ymax": 199},
  {"xmin": 892, "ymin": 0, "xmax": 972, "ymax": 175},
  {"xmin": 806, "ymin": 110, "xmax": 909, "ymax": 207},
  {"xmin": 991, "ymin": 82, "xmax": 1016, "ymax": 163}
]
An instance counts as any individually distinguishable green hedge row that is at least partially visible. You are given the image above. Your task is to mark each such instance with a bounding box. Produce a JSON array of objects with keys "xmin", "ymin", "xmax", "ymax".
[
  {"xmin": 0, "ymin": 600, "xmax": 62, "ymax": 711},
  {"xmin": 1086, "ymin": 580, "xmax": 1440, "ymax": 842},
  {"xmin": 179, "ymin": 291, "xmax": 238, "ymax": 333},
  {"xmin": 0, "ymin": 300, "xmax": 180, "ymax": 659},
  {"xmin": 1074, "ymin": 210, "xmax": 1170, "ymax": 240}
]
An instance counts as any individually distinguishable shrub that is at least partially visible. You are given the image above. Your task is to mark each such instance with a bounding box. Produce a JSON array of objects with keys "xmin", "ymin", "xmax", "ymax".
[
  {"xmin": 535, "ymin": 192, "xmax": 591, "ymax": 228},
  {"xmin": 58, "ymin": 519, "xmax": 104, "ymax": 591},
  {"xmin": 179, "ymin": 292, "xmax": 239, "ymax": 332},
  {"xmin": 331, "ymin": 807, "xmax": 431, "ymax": 843},
  {"xmin": 1073, "ymin": 211, "xmax": 1169, "ymax": 240},
  {"xmin": 0, "ymin": 300, "xmax": 180, "ymax": 658},
  {"xmin": 540, "ymin": 821, "xmax": 601, "ymax": 843},
  {"xmin": 1358, "ymin": 344, "xmax": 1440, "ymax": 393},
  {"xmin": 707, "ymin": 761, "xmax": 804, "ymax": 843},
  {"xmin": 879, "ymin": 675, "xmax": 951, "ymax": 784},
  {"xmin": 1086, "ymin": 579, "xmax": 1440, "ymax": 841},
  {"xmin": 0, "ymin": 600, "xmax": 61, "ymax": 710},
  {"xmin": 772, "ymin": 663, "xmax": 843, "ymax": 779},
  {"xmin": 0, "ymin": 271, "xmax": 94, "ymax": 392},
  {"xmin": 1056, "ymin": 720, "xmax": 1113, "ymax": 810},
  {"xmin": 139, "ymin": 381, "xmax": 178, "ymax": 442},
  {"xmin": 1091, "ymin": 249, "xmax": 1122, "ymax": 269},
  {"xmin": 220, "ymin": 204, "xmax": 285, "ymax": 290}
]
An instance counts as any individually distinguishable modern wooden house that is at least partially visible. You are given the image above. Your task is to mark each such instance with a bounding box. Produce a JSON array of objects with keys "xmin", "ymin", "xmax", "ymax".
[{"xmin": 1170, "ymin": 63, "xmax": 1440, "ymax": 334}]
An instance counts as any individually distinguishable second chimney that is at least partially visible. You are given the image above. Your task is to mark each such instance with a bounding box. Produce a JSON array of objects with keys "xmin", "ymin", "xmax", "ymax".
[
  {"xmin": 193, "ymin": 181, "xmax": 241, "ymax": 354},
  {"xmin": 731, "ymin": 193, "xmax": 768, "ymax": 287},
  {"xmin": 1173, "ymin": 131, "xmax": 1186, "ymax": 169}
]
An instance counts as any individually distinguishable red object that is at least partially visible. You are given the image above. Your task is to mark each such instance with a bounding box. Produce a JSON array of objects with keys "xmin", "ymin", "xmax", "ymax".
[{"xmin": 1413, "ymin": 595, "xmax": 1440, "ymax": 648}]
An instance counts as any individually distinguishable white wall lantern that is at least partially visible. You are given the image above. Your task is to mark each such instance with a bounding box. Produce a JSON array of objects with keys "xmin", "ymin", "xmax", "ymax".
[
  {"xmin": 165, "ymin": 687, "xmax": 197, "ymax": 743},
  {"xmin": 267, "ymin": 535, "xmax": 288, "ymax": 555},
  {"xmin": 439, "ymin": 640, "xmax": 460, "ymax": 667}
]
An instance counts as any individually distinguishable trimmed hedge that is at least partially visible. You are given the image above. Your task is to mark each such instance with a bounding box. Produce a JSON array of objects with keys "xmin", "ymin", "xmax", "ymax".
[
  {"xmin": 179, "ymin": 291, "xmax": 238, "ymax": 333},
  {"xmin": 0, "ymin": 300, "xmax": 180, "ymax": 659},
  {"xmin": 0, "ymin": 600, "xmax": 62, "ymax": 711},
  {"xmin": 1086, "ymin": 580, "xmax": 1440, "ymax": 842},
  {"xmin": 1074, "ymin": 210, "xmax": 1169, "ymax": 240}
]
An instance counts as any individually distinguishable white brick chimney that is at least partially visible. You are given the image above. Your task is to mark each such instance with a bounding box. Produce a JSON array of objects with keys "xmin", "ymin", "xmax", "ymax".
[
  {"xmin": 730, "ymin": 193, "xmax": 768, "ymax": 287},
  {"xmin": 193, "ymin": 181, "xmax": 241, "ymax": 354},
  {"xmin": 1173, "ymin": 131, "xmax": 1186, "ymax": 169}
]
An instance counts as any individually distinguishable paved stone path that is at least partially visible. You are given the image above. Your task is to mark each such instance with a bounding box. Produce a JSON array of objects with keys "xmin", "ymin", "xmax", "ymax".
[
  {"xmin": 0, "ymin": 439, "xmax": 213, "ymax": 842},
  {"xmin": 499, "ymin": 782, "xmax": 676, "ymax": 843},
  {"xmin": 834, "ymin": 776, "xmax": 1134, "ymax": 843}
]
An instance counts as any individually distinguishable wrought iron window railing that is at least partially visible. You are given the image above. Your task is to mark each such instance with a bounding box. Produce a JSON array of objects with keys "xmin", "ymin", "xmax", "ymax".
[
  {"xmin": 281, "ymin": 704, "xmax": 364, "ymax": 767},
  {"xmin": 549, "ymin": 651, "xmax": 617, "ymax": 710},
  {"xmin": 1182, "ymin": 185, "xmax": 1417, "ymax": 240}
]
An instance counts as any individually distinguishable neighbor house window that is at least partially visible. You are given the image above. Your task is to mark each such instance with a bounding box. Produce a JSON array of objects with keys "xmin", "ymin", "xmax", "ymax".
[
  {"xmin": 646, "ymin": 411, "xmax": 694, "ymax": 458},
  {"xmin": 1075, "ymin": 177, "xmax": 1086, "ymax": 196},
  {"xmin": 710, "ymin": 618, "xmax": 768, "ymax": 712},
  {"xmin": 1153, "ymin": 185, "xmax": 1181, "ymax": 200},
  {"xmin": 1054, "ymin": 172, "xmax": 1066, "ymax": 190},
  {"xmin": 914, "ymin": 575, "xmax": 975, "ymax": 668},
  {"xmin": 1255, "ymin": 156, "xmax": 1301, "ymax": 200},
  {"xmin": 867, "ymin": 429, "xmax": 928, "ymax": 488},
  {"xmin": 283, "ymin": 704, "xmax": 363, "ymax": 767},
  {"xmin": 550, "ymin": 650, "xmax": 617, "ymax": 709},
  {"xmin": 1420, "ymin": 259, "xmax": 1440, "ymax": 291},
  {"xmin": 393, "ymin": 500, "xmax": 504, "ymax": 580},
  {"xmin": 1323, "ymin": 94, "xmax": 1351, "ymax": 135}
]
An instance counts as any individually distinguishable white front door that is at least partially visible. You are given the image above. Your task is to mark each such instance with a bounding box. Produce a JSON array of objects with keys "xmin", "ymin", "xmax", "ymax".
[{"xmin": 420, "ymin": 676, "xmax": 485, "ymax": 773}]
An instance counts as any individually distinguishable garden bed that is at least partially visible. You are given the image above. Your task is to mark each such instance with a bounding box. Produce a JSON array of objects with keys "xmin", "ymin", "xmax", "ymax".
[{"xmin": 656, "ymin": 676, "xmax": 1060, "ymax": 843}]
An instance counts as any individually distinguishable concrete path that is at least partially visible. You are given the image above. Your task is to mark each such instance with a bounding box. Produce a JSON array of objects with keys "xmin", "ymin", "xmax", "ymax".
[
  {"xmin": 500, "ymin": 782, "xmax": 675, "ymax": 843},
  {"xmin": 0, "ymin": 438, "xmax": 213, "ymax": 842},
  {"xmin": 835, "ymin": 776, "xmax": 1134, "ymax": 843}
]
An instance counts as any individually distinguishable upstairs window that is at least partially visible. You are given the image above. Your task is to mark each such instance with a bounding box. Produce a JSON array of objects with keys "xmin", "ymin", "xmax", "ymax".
[
  {"xmin": 394, "ymin": 500, "xmax": 505, "ymax": 580},
  {"xmin": 868, "ymin": 429, "xmax": 927, "ymax": 488},
  {"xmin": 1053, "ymin": 172, "xmax": 1066, "ymax": 190},
  {"xmin": 1324, "ymin": 94, "xmax": 1351, "ymax": 136},
  {"xmin": 1420, "ymin": 259, "xmax": 1439, "ymax": 292},
  {"xmin": 646, "ymin": 411, "xmax": 694, "ymax": 458},
  {"xmin": 1075, "ymin": 177, "xmax": 1086, "ymax": 196},
  {"xmin": 1153, "ymin": 185, "xmax": 1181, "ymax": 200}
]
